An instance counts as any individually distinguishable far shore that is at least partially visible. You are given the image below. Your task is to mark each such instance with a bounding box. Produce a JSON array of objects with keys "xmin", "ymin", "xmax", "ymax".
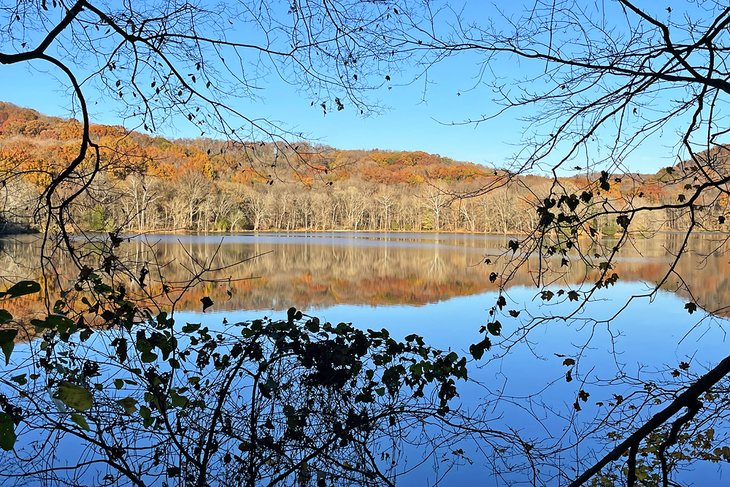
[{"xmin": 1, "ymin": 225, "xmax": 721, "ymax": 241}]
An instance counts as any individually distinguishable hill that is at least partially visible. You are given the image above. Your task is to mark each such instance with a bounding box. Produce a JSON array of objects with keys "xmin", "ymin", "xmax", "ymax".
[{"xmin": 0, "ymin": 102, "xmax": 718, "ymax": 235}]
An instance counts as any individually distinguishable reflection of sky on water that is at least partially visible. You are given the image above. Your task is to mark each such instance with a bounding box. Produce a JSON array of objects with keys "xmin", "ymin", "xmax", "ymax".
[
  {"xmin": 178, "ymin": 282, "xmax": 730, "ymax": 485},
  {"xmin": 4, "ymin": 232, "xmax": 730, "ymax": 484}
]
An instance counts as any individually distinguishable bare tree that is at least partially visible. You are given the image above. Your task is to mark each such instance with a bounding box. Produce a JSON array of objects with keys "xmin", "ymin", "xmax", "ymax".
[
  {"xmin": 0, "ymin": 0, "xmax": 444, "ymax": 257},
  {"xmin": 404, "ymin": 1, "xmax": 730, "ymax": 484},
  {"xmin": 0, "ymin": 3, "xmax": 471, "ymax": 485},
  {"xmin": 5, "ymin": 1, "xmax": 730, "ymax": 485}
]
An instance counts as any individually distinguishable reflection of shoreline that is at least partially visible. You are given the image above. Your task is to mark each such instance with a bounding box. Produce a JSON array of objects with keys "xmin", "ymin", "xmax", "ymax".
[
  {"xmin": 10, "ymin": 228, "xmax": 726, "ymax": 239},
  {"xmin": 0, "ymin": 233, "xmax": 728, "ymax": 315}
]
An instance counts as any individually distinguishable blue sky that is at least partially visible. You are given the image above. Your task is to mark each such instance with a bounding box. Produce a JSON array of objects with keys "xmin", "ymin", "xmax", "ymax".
[
  {"xmin": 0, "ymin": 1, "xmax": 709, "ymax": 173},
  {"xmin": 0, "ymin": 49, "xmax": 516, "ymax": 166}
]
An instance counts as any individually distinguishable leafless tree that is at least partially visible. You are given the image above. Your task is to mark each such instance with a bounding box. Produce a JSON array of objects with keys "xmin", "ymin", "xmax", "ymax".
[
  {"xmin": 405, "ymin": 1, "xmax": 730, "ymax": 484},
  {"xmin": 6, "ymin": 0, "xmax": 730, "ymax": 485}
]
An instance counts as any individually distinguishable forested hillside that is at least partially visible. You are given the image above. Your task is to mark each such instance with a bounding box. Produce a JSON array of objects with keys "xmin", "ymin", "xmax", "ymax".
[{"xmin": 0, "ymin": 102, "xmax": 723, "ymax": 234}]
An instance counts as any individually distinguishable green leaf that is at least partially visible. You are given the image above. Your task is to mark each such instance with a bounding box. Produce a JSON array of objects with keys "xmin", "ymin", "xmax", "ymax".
[
  {"xmin": 10, "ymin": 374, "xmax": 26, "ymax": 386},
  {"xmin": 0, "ymin": 280, "xmax": 40, "ymax": 299},
  {"xmin": 117, "ymin": 397, "xmax": 138, "ymax": 415},
  {"xmin": 140, "ymin": 351, "xmax": 158, "ymax": 363},
  {"xmin": 70, "ymin": 413, "xmax": 90, "ymax": 431},
  {"xmin": 0, "ymin": 413, "xmax": 16, "ymax": 451},
  {"xmin": 54, "ymin": 382, "xmax": 93, "ymax": 411},
  {"xmin": 0, "ymin": 329, "xmax": 18, "ymax": 365},
  {"xmin": 139, "ymin": 405, "xmax": 151, "ymax": 420},
  {"xmin": 140, "ymin": 411, "xmax": 153, "ymax": 428},
  {"xmin": 170, "ymin": 390, "xmax": 189, "ymax": 408},
  {"xmin": 0, "ymin": 309, "xmax": 12, "ymax": 324}
]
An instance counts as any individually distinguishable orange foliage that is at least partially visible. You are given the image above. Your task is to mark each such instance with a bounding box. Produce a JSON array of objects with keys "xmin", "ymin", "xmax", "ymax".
[{"xmin": 0, "ymin": 101, "xmax": 690, "ymax": 219}]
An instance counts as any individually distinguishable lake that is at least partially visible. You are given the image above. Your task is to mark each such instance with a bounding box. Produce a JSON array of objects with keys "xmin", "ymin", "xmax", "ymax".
[{"xmin": 1, "ymin": 232, "xmax": 729, "ymax": 485}]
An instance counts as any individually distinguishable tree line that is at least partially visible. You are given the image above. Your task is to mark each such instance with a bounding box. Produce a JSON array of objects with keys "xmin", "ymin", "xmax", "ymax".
[{"xmin": 1, "ymin": 102, "xmax": 720, "ymax": 236}]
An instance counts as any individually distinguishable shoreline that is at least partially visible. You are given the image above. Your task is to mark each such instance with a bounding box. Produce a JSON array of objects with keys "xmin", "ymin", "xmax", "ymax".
[{"xmin": 1, "ymin": 224, "xmax": 725, "ymax": 240}]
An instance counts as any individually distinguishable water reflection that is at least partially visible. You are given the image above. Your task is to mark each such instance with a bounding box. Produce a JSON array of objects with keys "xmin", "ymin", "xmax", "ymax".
[
  {"xmin": 1, "ymin": 232, "xmax": 728, "ymax": 315},
  {"xmin": 2, "ymin": 232, "xmax": 729, "ymax": 484}
]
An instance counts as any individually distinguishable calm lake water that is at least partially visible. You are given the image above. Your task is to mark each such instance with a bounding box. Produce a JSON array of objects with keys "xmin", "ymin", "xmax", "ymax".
[{"xmin": 2, "ymin": 232, "xmax": 729, "ymax": 485}]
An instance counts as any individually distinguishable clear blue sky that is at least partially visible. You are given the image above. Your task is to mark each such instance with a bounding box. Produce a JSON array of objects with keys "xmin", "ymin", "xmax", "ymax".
[
  {"xmin": 0, "ymin": 1, "xmax": 703, "ymax": 173},
  {"xmin": 0, "ymin": 51, "xmax": 518, "ymax": 166}
]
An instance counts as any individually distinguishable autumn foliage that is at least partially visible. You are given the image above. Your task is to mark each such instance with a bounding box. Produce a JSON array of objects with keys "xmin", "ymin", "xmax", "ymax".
[{"xmin": 0, "ymin": 102, "xmax": 727, "ymax": 236}]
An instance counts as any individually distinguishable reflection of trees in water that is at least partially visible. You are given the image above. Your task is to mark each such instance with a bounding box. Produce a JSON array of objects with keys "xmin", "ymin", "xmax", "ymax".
[
  {"xmin": 427, "ymin": 245, "xmax": 446, "ymax": 278},
  {"xmin": 1, "ymin": 233, "xmax": 729, "ymax": 313},
  {"xmin": 0, "ymin": 236, "xmax": 43, "ymax": 286}
]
